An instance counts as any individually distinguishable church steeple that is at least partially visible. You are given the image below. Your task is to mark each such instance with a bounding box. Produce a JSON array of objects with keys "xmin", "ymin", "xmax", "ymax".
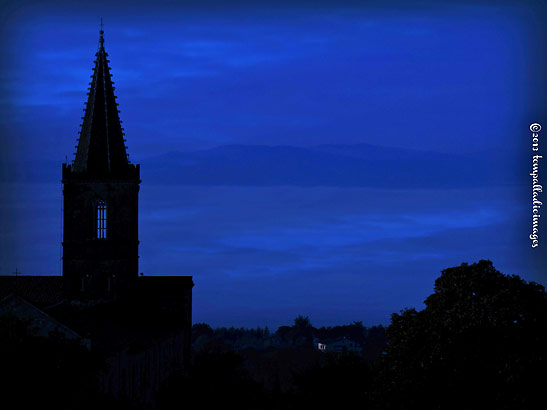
[
  {"xmin": 62, "ymin": 27, "xmax": 140, "ymax": 301},
  {"xmin": 72, "ymin": 27, "xmax": 133, "ymax": 177}
]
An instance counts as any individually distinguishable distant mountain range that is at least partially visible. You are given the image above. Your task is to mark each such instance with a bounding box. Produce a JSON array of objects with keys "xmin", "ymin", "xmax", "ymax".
[
  {"xmin": 4, "ymin": 143, "xmax": 522, "ymax": 188},
  {"xmin": 141, "ymin": 143, "xmax": 521, "ymax": 188}
]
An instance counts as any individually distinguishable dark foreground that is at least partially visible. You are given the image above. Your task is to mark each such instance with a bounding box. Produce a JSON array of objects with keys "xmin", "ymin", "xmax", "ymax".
[{"xmin": 2, "ymin": 260, "xmax": 546, "ymax": 409}]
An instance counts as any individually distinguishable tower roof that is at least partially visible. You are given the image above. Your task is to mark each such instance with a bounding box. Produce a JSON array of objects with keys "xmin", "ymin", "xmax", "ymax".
[{"xmin": 71, "ymin": 29, "xmax": 134, "ymax": 177}]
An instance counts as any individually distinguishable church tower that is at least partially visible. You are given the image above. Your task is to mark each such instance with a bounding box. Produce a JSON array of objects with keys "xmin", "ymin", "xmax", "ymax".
[{"xmin": 62, "ymin": 28, "xmax": 140, "ymax": 300}]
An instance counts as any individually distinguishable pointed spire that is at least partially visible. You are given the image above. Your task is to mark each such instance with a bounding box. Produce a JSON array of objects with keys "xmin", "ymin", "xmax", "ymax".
[
  {"xmin": 72, "ymin": 26, "xmax": 134, "ymax": 177},
  {"xmin": 99, "ymin": 17, "xmax": 104, "ymax": 47}
]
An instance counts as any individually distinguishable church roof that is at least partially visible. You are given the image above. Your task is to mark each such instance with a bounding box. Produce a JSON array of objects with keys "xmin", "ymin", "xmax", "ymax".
[
  {"xmin": 0, "ymin": 275, "xmax": 193, "ymax": 353},
  {"xmin": 0, "ymin": 276, "xmax": 63, "ymax": 308},
  {"xmin": 46, "ymin": 276, "xmax": 194, "ymax": 353},
  {"xmin": 71, "ymin": 29, "xmax": 135, "ymax": 177}
]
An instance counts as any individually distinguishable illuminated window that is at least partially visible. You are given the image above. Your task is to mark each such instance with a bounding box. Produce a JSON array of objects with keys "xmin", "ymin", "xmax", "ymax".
[{"xmin": 96, "ymin": 200, "xmax": 107, "ymax": 239}]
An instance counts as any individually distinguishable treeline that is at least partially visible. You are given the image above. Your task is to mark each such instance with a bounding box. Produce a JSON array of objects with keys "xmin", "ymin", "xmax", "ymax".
[
  {"xmin": 192, "ymin": 316, "xmax": 387, "ymax": 356},
  {"xmin": 185, "ymin": 317, "xmax": 387, "ymax": 401},
  {"xmin": 158, "ymin": 260, "xmax": 547, "ymax": 410}
]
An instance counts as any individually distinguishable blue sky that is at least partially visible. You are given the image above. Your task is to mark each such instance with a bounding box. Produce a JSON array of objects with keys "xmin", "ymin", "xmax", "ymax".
[{"xmin": 1, "ymin": 0, "xmax": 546, "ymax": 329}]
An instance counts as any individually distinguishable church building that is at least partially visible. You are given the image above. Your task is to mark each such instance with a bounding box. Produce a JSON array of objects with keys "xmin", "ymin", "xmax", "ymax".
[{"xmin": 0, "ymin": 28, "xmax": 193, "ymax": 406}]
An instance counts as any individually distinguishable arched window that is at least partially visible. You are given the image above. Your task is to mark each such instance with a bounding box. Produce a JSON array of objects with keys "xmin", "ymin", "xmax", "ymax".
[{"xmin": 96, "ymin": 200, "xmax": 107, "ymax": 239}]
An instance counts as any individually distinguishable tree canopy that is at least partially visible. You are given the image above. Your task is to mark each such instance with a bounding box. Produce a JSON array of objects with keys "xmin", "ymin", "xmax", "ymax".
[{"xmin": 380, "ymin": 260, "xmax": 547, "ymax": 409}]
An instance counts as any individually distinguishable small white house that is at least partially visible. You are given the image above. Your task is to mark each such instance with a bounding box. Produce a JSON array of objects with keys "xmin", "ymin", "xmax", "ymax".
[
  {"xmin": 314, "ymin": 336, "xmax": 362, "ymax": 353},
  {"xmin": 317, "ymin": 341, "xmax": 327, "ymax": 352}
]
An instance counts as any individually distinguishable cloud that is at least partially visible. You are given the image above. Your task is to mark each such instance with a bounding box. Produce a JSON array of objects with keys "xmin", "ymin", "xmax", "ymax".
[{"xmin": 2, "ymin": 0, "xmax": 545, "ymax": 328}]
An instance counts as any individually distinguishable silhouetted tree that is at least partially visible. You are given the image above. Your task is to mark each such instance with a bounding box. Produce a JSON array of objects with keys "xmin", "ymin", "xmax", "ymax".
[
  {"xmin": 316, "ymin": 321, "xmax": 369, "ymax": 345},
  {"xmin": 271, "ymin": 316, "xmax": 316, "ymax": 349},
  {"xmin": 293, "ymin": 315, "xmax": 312, "ymax": 329},
  {"xmin": 377, "ymin": 260, "xmax": 547, "ymax": 409},
  {"xmin": 363, "ymin": 325, "xmax": 387, "ymax": 362},
  {"xmin": 192, "ymin": 322, "xmax": 214, "ymax": 340}
]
